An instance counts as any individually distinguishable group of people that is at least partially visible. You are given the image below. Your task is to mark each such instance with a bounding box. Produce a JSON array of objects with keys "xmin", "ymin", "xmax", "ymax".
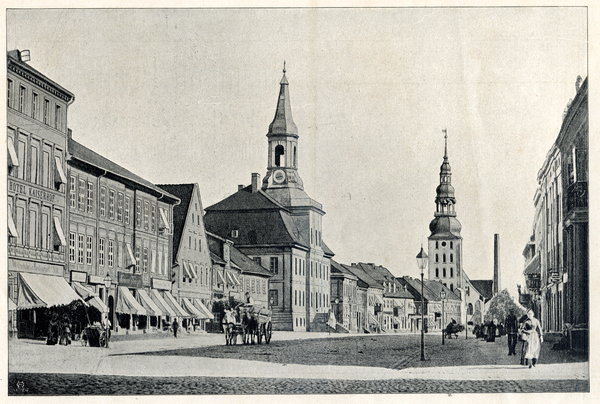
[
  {"xmin": 505, "ymin": 308, "xmax": 543, "ymax": 368},
  {"xmin": 473, "ymin": 320, "xmax": 503, "ymax": 342},
  {"xmin": 46, "ymin": 313, "xmax": 72, "ymax": 346}
]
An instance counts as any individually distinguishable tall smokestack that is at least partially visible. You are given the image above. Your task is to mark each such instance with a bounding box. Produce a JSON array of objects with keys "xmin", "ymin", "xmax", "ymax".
[{"xmin": 494, "ymin": 234, "xmax": 500, "ymax": 295}]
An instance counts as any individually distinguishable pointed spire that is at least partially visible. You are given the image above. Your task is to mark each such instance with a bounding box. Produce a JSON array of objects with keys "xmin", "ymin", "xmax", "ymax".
[
  {"xmin": 443, "ymin": 129, "xmax": 448, "ymax": 159},
  {"xmin": 269, "ymin": 62, "xmax": 297, "ymax": 136}
]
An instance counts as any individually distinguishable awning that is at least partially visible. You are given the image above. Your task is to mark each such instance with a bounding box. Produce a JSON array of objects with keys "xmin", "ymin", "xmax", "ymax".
[
  {"xmin": 53, "ymin": 217, "xmax": 67, "ymax": 246},
  {"xmin": 8, "ymin": 212, "xmax": 18, "ymax": 238},
  {"xmin": 393, "ymin": 299, "xmax": 404, "ymax": 308},
  {"xmin": 163, "ymin": 291, "xmax": 189, "ymax": 318},
  {"xmin": 181, "ymin": 298, "xmax": 208, "ymax": 319},
  {"xmin": 7, "ymin": 137, "xmax": 19, "ymax": 167},
  {"xmin": 136, "ymin": 289, "xmax": 162, "ymax": 316},
  {"xmin": 226, "ymin": 272, "xmax": 236, "ymax": 286},
  {"xmin": 374, "ymin": 294, "xmax": 385, "ymax": 305},
  {"xmin": 151, "ymin": 290, "xmax": 176, "ymax": 317},
  {"xmin": 393, "ymin": 317, "xmax": 401, "ymax": 325},
  {"xmin": 126, "ymin": 243, "xmax": 136, "ymax": 265},
  {"xmin": 72, "ymin": 282, "xmax": 108, "ymax": 313},
  {"xmin": 159, "ymin": 208, "xmax": 170, "ymax": 230},
  {"xmin": 188, "ymin": 263, "xmax": 197, "ymax": 279},
  {"xmin": 368, "ymin": 313, "xmax": 381, "ymax": 326},
  {"xmin": 231, "ymin": 273, "xmax": 241, "ymax": 285},
  {"xmin": 182, "ymin": 262, "xmax": 193, "ymax": 279},
  {"xmin": 193, "ymin": 299, "xmax": 214, "ymax": 320},
  {"xmin": 116, "ymin": 286, "xmax": 146, "ymax": 315},
  {"xmin": 17, "ymin": 272, "xmax": 85, "ymax": 310},
  {"xmin": 54, "ymin": 156, "xmax": 67, "ymax": 184},
  {"xmin": 217, "ymin": 271, "xmax": 226, "ymax": 285},
  {"xmin": 9, "ymin": 298, "xmax": 17, "ymax": 311}
]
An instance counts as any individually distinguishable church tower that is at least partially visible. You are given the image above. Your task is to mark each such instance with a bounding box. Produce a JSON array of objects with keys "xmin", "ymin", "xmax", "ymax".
[{"xmin": 428, "ymin": 130, "xmax": 463, "ymax": 292}]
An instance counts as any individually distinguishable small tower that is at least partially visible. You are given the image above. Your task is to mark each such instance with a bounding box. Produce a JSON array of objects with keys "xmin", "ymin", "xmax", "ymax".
[
  {"xmin": 262, "ymin": 62, "xmax": 304, "ymax": 192},
  {"xmin": 428, "ymin": 130, "xmax": 463, "ymax": 292}
]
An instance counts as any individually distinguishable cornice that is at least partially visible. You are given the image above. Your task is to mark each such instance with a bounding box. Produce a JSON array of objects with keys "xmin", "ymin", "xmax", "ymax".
[{"xmin": 8, "ymin": 59, "xmax": 73, "ymax": 103}]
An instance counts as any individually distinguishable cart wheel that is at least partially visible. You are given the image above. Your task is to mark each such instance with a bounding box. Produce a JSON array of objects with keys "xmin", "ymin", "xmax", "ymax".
[
  {"xmin": 99, "ymin": 332, "xmax": 107, "ymax": 348},
  {"xmin": 265, "ymin": 322, "xmax": 272, "ymax": 344},
  {"xmin": 80, "ymin": 331, "xmax": 88, "ymax": 346}
]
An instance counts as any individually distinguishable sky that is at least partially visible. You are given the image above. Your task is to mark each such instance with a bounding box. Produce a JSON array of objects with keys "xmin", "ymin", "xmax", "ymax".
[{"xmin": 6, "ymin": 7, "xmax": 588, "ymax": 298}]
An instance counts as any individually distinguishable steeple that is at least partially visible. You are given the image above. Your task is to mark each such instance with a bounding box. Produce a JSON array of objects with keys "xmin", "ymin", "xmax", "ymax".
[{"xmin": 268, "ymin": 62, "xmax": 298, "ymax": 137}]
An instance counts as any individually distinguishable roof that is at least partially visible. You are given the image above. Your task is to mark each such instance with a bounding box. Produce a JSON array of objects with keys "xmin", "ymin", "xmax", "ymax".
[
  {"xmin": 343, "ymin": 264, "xmax": 384, "ymax": 290},
  {"xmin": 383, "ymin": 288, "xmax": 415, "ymax": 299},
  {"xmin": 230, "ymin": 247, "xmax": 272, "ymax": 278},
  {"xmin": 156, "ymin": 184, "xmax": 195, "ymax": 262},
  {"xmin": 205, "ymin": 185, "xmax": 288, "ymax": 212},
  {"xmin": 68, "ymin": 138, "xmax": 179, "ymax": 204},
  {"xmin": 398, "ymin": 276, "xmax": 440, "ymax": 302},
  {"xmin": 210, "ymin": 252, "xmax": 226, "ymax": 265},
  {"xmin": 268, "ymin": 70, "xmax": 298, "ymax": 136},
  {"xmin": 470, "ymin": 280, "xmax": 494, "ymax": 300},
  {"xmin": 424, "ymin": 280, "xmax": 461, "ymax": 301},
  {"xmin": 330, "ymin": 260, "xmax": 358, "ymax": 280}
]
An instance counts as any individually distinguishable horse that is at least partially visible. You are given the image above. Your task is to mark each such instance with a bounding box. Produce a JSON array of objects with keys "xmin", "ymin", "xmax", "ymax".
[
  {"xmin": 222, "ymin": 309, "xmax": 239, "ymax": 346},
  {"xmin": 240, "ymin": 307, "xmax": 259, "ymax": 345},
  {"xmin": 444, "ymin": 321, "xmax": 465, "ymax": 339}
]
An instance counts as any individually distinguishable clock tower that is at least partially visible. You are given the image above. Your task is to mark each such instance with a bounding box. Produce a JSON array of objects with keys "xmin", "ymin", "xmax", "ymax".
[
  {"xmin": 261, "ymin": 63, "xmax": 305, "ymax": 195},
  {"xmin": 428, "ymin": 131, "xmax": 463, "ymax": 292}
]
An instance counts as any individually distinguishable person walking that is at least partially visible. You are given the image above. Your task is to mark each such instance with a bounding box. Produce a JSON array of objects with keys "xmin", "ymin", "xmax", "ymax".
[
  {"xmin": 172, "ymin": 318, "xmax": 179, "ymax": 338},
  {"xmin": 505, "ymin": 309, "xmax": 519, "ymax": 356},
  {"xmin": 521, "ymin": 309, "xmax": 543, "ymax": 368},
  {"xmin": 486, "ymin": 320, "xmax": 496, "ymax": 342}
]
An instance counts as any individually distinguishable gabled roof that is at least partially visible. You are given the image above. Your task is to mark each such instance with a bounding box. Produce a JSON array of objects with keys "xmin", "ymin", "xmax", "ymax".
[
  {"xmin": 68, "ymin": 138, "xmax": 179, "ymax": 204},
  {"xmin": 156, "ymin": 183, "xmax": 195, "ymax": 263},
  {"xmin": 205, "ymin": 185, "xmax": 288, "ymax": 212},
  {"xmin": 424, "ymin": 280, "xmax": 461, "ymax": 301},
  {"xmin": 330, "ymin": 260, "xmax": 358, "ymax": 280},
  {"xmin": 398, "ymin": 276, "xmax": 440, "ymax": 302},
  {"xmin": 471, "ymin": 280, "xmax": 494, "ymax": 300},
  {"xmin": 210, "ymin": 252, "xmax": 226, "ymax": 265},
  {"xmin": 230, "ymin": 247, "xmax": 272, "ymax": 278},
  {"xmin": 343, "ymin": 264, "xmax": 384, "ymax": 290},
  {"xmin": 383, "ymin": 288, "xmax": 415, "ymax": 299}
]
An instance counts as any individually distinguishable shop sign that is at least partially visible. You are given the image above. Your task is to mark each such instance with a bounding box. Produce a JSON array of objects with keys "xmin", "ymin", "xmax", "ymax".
[
  {"xmin": 152, "ymin": 278, "xmax": 171, "ymax": 290},
  {"xmin": 118, "ymin": 272, "xmax": 143, "ymax": 288},
  {"xmin": 70, "ymin": 271, "xmax": 87, "ymax": 283},
  {"xmin": 9, "ymin": 180, "xmax": 56, "ymax": 203},
  {"xmin": 88, "ymin": 275, "xmax": 105, "ymax": 284}
]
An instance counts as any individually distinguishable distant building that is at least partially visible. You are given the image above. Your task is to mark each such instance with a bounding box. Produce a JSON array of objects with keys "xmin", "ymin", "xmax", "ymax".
[
  {"xmin": 204, "ymin": 66, "xmax": 334, "ymax": 332},
  {"xmin": 330, "ymin": 260, "xmax": 359, "ymax": 332},
  {"xmin": 343, "ymin": 263, "xmax": 385, "ymax": 333}
]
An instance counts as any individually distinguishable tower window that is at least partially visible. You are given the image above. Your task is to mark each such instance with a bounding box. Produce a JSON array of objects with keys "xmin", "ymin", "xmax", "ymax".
[
  {"xmin": 435, "ymin": 241, "xmax": 439, "ymax": 249},
  {"xmin": 450, "ymin": 241, "xmax": 453, "ymax": 249},
  {"xmin": 275, "ymin": 145, "xmax": 284, "ymax": 167},
  {"xmin": 435, "ymin": 254, "xmax": 439, "ymax": 263},
  {"xmin": 435, "ymin": 268, "xmax": 439, "ymax": 277},
  {"xmin": 293, "ymin": 146, "xmax": 297, "ymax": 167},
  {"xmin": 443, "ymin": 254, "xmax": 446, "ymax": 263},
  {"xmin": 443, "ymin": 268, "xmax": 446, "ymax": 277},
  {"xmin": 450, "ymin": 253, "xmax": 453, "ymax": 263},
  {"xmin": 450, "ymin": 267, "xmax": 453, "ymax": 277}
]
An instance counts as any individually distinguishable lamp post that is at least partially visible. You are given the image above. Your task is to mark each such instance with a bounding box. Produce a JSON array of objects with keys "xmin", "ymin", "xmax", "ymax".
[
  {"xmin": 416, "ymin": 246, "xmax": 428, "ymax": 361},
  {"xmin": 103, "ymin": 272, "xmax": 112, "ymax": 348},
  {"xmin": 440, "ymin": 290, "xmax": 446, "ymax": 345}
]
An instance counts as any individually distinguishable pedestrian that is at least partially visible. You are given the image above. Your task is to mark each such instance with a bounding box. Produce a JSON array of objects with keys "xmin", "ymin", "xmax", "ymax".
[
  {"xmin": 173, "ymin": 318, "xmax": 179, "ymax": 338},
  {"xmin": 521, "ymin": 309, "xmax": 543, "ymax": 368},
  {"xmin": 486, "ymin": 320, "xmax": 496, "ymax": 342},
  {"xmin": 47, "ymin": 312, "xmax": 59, "ymax": 345},
  {"xmin": 505, "ymin": 309, "xmax": 518, "ymax": 356}
]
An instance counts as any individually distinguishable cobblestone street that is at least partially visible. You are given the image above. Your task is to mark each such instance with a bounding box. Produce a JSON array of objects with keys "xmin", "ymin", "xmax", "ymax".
[{"xmin": 8, "ymin": 331, "xmax": 589, "ymax": 395}]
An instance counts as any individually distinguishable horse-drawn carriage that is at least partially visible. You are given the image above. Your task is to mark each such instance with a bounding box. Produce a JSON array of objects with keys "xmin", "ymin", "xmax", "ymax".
[
  {"xmin": 444, "ymin": 321, "xmax": 465, "ymax": 339},
  {"xmin": 222, "ymin": 306, "xmax": 272, "ymax": 345},
  {"xmin": 80, "ymin": 324, "xmax": 109, "ymax": 348}
]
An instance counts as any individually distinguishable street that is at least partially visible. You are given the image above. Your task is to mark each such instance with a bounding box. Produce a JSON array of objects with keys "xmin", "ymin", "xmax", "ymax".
[{"xmin": 8, "ymin": 331, "xmax": 589, "ymax": 395}]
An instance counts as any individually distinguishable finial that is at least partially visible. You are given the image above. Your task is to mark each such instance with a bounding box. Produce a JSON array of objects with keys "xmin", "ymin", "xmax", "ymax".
[
  {"xmin": 443, "ymin": 129, "xmax": 448, "ymax": 158},
  {"xmin": 283, "ymin": 61, "xmax": 286, "ymax": 74}
]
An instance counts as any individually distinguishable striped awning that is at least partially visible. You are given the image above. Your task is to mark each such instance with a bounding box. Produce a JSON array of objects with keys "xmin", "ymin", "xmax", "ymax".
[
  {"xmin": 116, "ymin": 286, "xmax": 146, "ymax": 316},
  {"xmin": 163, "ymin": 291, "xmax": 189, "ymax": 318},
  {"xmin": 136, "ymin": 289, "xmax": 162, "ymax": 316},
  {"xmin": 217, "ymin": 271, "xmax": 226, "ymax": 285},
  {"xmin": 72, "ymin": 282, "xmax": 108, "ymax": 313},
  {"xmin": 182, "ymin": 262, "xmax": 193, "ymax": 279},
  {"xmin": 150, "ymin": 290, "xmax": 176, "ymax": 317},
  {"xmin": 18, "ymin": 272, "xmax": 85, "ymax": 310},
  {"xmin": 181, "ymin": 298, "xmax": 205, "ymax": 319},
  {"xmin": 193, "ymin": 299, "xmax": 214, "ymax": 320}
]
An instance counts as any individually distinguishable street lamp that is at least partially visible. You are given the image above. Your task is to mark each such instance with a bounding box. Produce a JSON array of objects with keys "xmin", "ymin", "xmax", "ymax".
[
  {"xmin": 416, "ymin": 246, "xmax": 428, "ymax": 361},
  {"xmin": 103, "ymin": 273, "xmax": 112, "ymax": 348},
  {"xmin": 440, "ymin": 290, "xmax": 446, "ymax": 345}
]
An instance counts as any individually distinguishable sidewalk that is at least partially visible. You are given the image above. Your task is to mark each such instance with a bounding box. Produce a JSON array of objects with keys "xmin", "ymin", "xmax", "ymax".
[{"xmin": 8, "ymin": 332, "xmax": 589, "ymax": 382}]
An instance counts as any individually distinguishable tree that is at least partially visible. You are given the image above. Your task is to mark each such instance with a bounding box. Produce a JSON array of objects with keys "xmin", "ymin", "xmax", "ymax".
[{"xmin": 484, "ymin": 289, "xmax": 526, "ymax": 323}]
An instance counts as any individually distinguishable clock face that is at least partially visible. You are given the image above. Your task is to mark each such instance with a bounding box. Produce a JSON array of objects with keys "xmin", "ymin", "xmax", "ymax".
[{"xmin": 273, "ymin": 169, "xmax": 286, "ymax": 184}]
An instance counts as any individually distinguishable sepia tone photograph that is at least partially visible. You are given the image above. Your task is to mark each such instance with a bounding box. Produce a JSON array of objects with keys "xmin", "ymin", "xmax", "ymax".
[{"xmin": 4, "ymin": 4, "xmax": 591, "ymax": 397}]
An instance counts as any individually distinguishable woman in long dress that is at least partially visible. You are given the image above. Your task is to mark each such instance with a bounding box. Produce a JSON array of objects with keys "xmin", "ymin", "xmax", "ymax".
[{"xmin": 522, "ymin": 309, "xmax": 543, "ymax": 368}]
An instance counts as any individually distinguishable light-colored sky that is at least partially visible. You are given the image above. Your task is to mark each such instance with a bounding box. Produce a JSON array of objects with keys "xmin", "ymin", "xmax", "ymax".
[{"xmin": 7, "ymin": 7, "xmax": 587, "ymax": 297}]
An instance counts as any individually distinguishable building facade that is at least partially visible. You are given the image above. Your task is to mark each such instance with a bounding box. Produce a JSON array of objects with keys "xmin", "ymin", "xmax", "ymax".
[
  {"xmin": 7, "ymin": 49, "xmax": 76, "ymax": 338},
  {"xmin": 204, "ymin": 67, "xmax": 334, "ymax": 332}
]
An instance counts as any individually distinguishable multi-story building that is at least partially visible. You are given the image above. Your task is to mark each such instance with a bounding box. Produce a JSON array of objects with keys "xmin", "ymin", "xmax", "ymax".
[
  {"xmin": 157, "ymin": 183, "xmax": 214, "ymax": 329},
  {"xmin": 343, "ymin": 263, "xmax": 385, "ymax": 333},
  {"xmin": 67, "ymin": 135, "xmax": 180, "ymax": 334},
  {"xmin": 330, "ymin": 260, "xmax": 359, "ymax": 332},
  {"xmin": 204, "ymin": 67, "xmax": 334, "ymax": 332},
  {"xmin": 7, "ymin": 49, "xmax": 78, "ymax": 338},
  {"xmin": 398, "ymin": 276, "xmax": 440, "ymax": 332}
]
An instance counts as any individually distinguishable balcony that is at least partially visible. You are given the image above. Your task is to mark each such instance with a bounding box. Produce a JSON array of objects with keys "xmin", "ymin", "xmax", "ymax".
[
  {"xmin": 8, "ymin": 242, "xmax": 65, "ymax": 263},
  {"xmin": 566, "ymin": 181, "xmax": 587, "ymax": 213},
  {"xmin": 525, "ymin": 274, "xmax": 541, "ymax": 292}
]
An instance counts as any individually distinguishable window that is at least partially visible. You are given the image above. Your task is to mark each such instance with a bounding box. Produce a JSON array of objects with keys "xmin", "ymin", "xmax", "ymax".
[
  {"xmin": 191, "ymin": 213, "xmax": 194, "ymax": 224},
  {"xmin": 17, "ymin": 139, "xmax": 26, "ymax": 180},
  {"xmin": 450, "ymin": 253, "xmax": 453, "ymax": 263},
  {"xmin": 151, "ymin": 205, "xmax": 156, "ymax": 232},
  {"xmin": 263, "ymin": 280, "xmax": 266, "ymax": 295},
  {"xmin": 76, "ymin": 179, "xmax": 85, "ymax": 210},
  {"xmin": 443, "ymin": 268, "xmax": 446, "ymax": 277},
  {"xmin": 125, "ymin": 197, "xmax": 131, "ymax": 225},
  {"xmin": 40, "ymin": 211, "xmax": 50, "ymax": 250},
  {"xmin": 42, "ymin": 150, "xmax": 50, "ymax": 187},
  {"xmin": 19, "ymin": 85, "xmax": 26, "ymax": 113},
  {"xmin": 43, "ymin": 99, "xmax": 49, "ymax": 125},
  {"xmin": 29, "ymin": 142, "xmax": 38, "ymax": 184},
  {"xmin": 143, "ymin": 247, "xmax": 148, "ymax": 272},
  {"xmin": 189, "ymin": 236, "xmax": 191, "ymax": 249},
  {"xmin": 117, "ymin": 193, "xmax": 124, "ymax": 222},
  {"xmin": 69, "ymin": 232, "xmax": 76, "ymax": 262},
  {"xmin": 70, "ymin": 177, "xmax": 76, "ymax": 208},
  {"xmin": 450, "ymin": 241, "xmax": 453, "ymax": 249},
  {"xmin": 55, "ymin": 105, "xmax": 61, "ymax": 129},
  {"xmin": 108, "ymin": 239, "xmax": 114, "ymax": 267},
  {"xmin": 31, "ymin": 92, "xmax": 38, "ymax": 119},
  {"xmin": 142, "ymin": 201, "xmax": 148, "ymax": 229},
  {"xmin": 251, "ymin": 279, "xmax": 256, "ymax": 293},
  {"xmin": 443, "ymin": 254, "xmax": 446, "ymax": 263},
  {"xmin": 253, "ymin": 257, "xmax": 261, "ymax": 266},
  {"xmin": 450, "ymin": 267, "xmax": 454, "ymax": 277},
  {"xmin": 109, "ymin": 190, "xmax": 115, "ymax": 220},
  {"xmin": 7, "ymin": 79, "xmax": 13, "ymax": 108},
  {"xmin": 275, "ymin": 145, "xmax": 284, "ymax": 167},
  {"xmin": 269, "ymin": 290, "xmax": 278, "ymax": 306},
  {"xmin": 86, "ymin": 236, "xmax": 93, "ymax": 265},
  {"xmin": 194, "ymin": 239, "xmax": 197, "ymax": 250},
  {"xmin": 100, "ymin": 187, "xmax": 106, "ymax": 216},
  {"xmin": 270, "ymin": 257, "xmax": 278, "ymax": 274},
  {"xmin": 294, "ymin": 258, "xmax": 298, "ymax": 275},
  {"xmin": 295, "ymin": 290, "xmax": 298, "ymax": 306},
  {"xmin": 99, "ymin": 238, "xmax": 105, "ymax": 266},
  {"xmin": 28, "ymin": 208, "xmax": 37, "ymax": 247},
  {"xmin": 135, "ymin": 245, "xmax": 140, "ymax": 272},
  {"xmin": 435, "ymin": 254, "xmax": 439, "ymax": 263},
  {"xmin": 78, "ymin": 234, "xmax": 84, "ymax": 264},
  {"xmin": 435, "ymin": 241, "xmax": 439, "ymax": 249},
  {"xmin": 87, "ymin": 182, "xmax": 94, "ymax": 213}
]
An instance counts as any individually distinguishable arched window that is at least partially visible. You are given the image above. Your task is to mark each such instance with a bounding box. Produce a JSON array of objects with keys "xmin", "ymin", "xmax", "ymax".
[
  {"xmin": 450, "ymin": 284, "xmax": 454, "ymax": 291},
  {"xmin": 468, "ymin": 303, "xmax": 473, "ymax": 315},
  {"xmin": 435, "ymin": 254, "xmax": 439, "ymax": 263},
  {"xmin": 435, "ymin": 268, "xmax": 439, "ymax": 277},
  {"xmin": 443, "ymin": 268, "xmax": 446, "ymax": 277},
  {"xmin": 293, "ymin": 146, "xmax": 297, "ymax": 167},
  {"xmin": 275, "ymin": 145, "xmax": 285, "ymax": 167},
  {"xmin": 450, "ymin": 241, "xmax": 453, "ymax": 249},
  {"xmin": 443, "ymin": 254, "xmax": 446, "ymax": 263},
  {"xmin": 450, "ymin": 253, "xmax": 453, "ymax": 263},
  {"xmin": 450, "ymin": 267, "xmax": 453, "ymax": 277}
]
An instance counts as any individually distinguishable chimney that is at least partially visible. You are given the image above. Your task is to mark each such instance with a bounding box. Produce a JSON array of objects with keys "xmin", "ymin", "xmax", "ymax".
[
  {"xmin": 494, "ymin": 234, "xmax": 500, "ymax": 295},
  {"xmin": 576, "ymin": 75, "xmax": 582, "ymax": 92},
  {"xmin": 251, "ymin": 173, "xmax": 260, "ymax": 193},
  {"xmin": 238, "ymin": 185, "xmax": 244, "ymax": 192}
]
